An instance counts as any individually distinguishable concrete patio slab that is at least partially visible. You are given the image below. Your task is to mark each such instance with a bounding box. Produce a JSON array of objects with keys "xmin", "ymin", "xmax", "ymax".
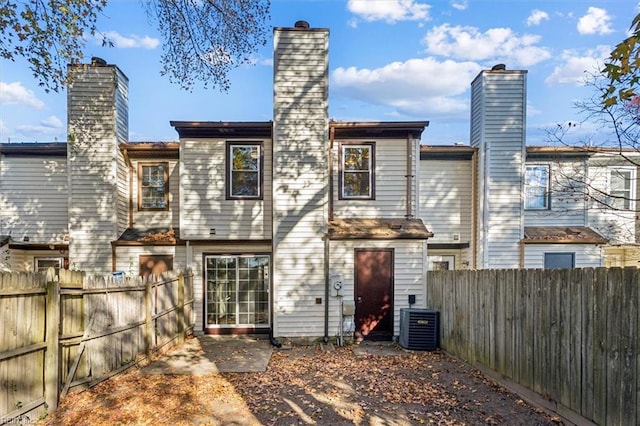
[{"xmin": 142, "ymin": 335, "xmax": 274, "ymax": 375}]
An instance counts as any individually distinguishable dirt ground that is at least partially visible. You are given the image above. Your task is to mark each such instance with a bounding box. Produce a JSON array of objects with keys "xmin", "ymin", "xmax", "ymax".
[{"xmin": 38, "ymin": 343, "xmax": 560, "ymax": 426}]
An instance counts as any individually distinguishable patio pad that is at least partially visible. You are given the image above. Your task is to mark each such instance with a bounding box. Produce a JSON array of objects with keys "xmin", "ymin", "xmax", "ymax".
[
  {"xmin": 352, "ymin": 340, "xmax": 413, "ymax": 356},
  {"xmin": 142, "ymin": 335, "xmax": 274, "ymax": 375}
]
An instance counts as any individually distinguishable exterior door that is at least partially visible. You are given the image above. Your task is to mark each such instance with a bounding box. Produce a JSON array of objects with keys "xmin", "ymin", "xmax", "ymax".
[
  {"xmin": 354, "ymin": 249, "xmax": 394, "ymax": 341},
  {"xmin": 204, "ymin": 255, "xmax": 270, "ymax": 331}
]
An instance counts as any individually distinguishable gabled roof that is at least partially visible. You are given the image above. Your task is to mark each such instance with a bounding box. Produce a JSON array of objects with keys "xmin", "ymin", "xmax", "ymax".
[
  {"xmin": 522, "ymin": 226, "xmax": 608, "ymax": 244},
  {"xmin": 328, "ymin": 218, "xmax": 433, "ymax": 240}
]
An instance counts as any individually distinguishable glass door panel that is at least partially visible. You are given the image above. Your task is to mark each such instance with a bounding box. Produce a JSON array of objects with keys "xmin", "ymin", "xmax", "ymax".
[{"xmin": 205, "ymin": 255, "xmax": 269, "ymax": 327}]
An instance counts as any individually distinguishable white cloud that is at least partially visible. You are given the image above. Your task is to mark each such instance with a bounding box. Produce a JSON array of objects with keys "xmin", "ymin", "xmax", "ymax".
[
  {"xmin": 527, "ymin": 10, "xmax": 549, "ymax": 26},
  {"xmin": 0, "ymin": 82, "xmax": 45, "ymax": 109},
  {"xmin": 16, "ymin": 115, "xmax": 64, "ymax": 136},
  {"xmin": 545, "ymin": 46, "xmax": 610, "ymax": 86},
  {"xmin": 577, "ymin": 7, "xmax": 613, "ymax": 35},
  {"xmin": 347, "ymin": 0, "xmax": 431, "ymax": 23},
  {"xmin": 331, "ymin": 57, "xmax": 482, "ymax": 116},
  {"xmin": 102, "ymin": 31, "xmax": 160, "ymax": 49},
  {"xmin": 450, "ymin": 0, "xmax": 468, "ymax": 11},
  {"xmin": 423, "ymin": 24, "xmax": 551, "ymax": 67}
]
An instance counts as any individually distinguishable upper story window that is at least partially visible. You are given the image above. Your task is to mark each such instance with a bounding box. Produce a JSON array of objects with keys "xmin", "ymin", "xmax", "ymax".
[
  {"xmin": 227, "ymin": 142, "xmax": 262, "ymax": 199},
  {"xmin": 139, "ymin": 162, "xmax": 169, "ymax": 210},
  {"xmin": 609, "ymin": 168, "xmax": 636, "ymax": 210},
  {"xmin": 525, "ymin": 165, "xmax": 550, "ymax": 210},
  {"xmin": 340, "ymin": 142, "xmax": 374, "ymax": 199}
]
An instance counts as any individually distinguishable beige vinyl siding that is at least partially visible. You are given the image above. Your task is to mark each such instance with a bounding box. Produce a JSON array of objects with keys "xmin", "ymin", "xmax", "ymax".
[
  {"xmin": 180, "ymin": 139, "xmax": 272, "ymax": 239},
  {"xmin": 470, "ymin": 70, "xmax": 526, "ymax": 269},
  {"xmin": 0, "ymin": 156, "xmax": 69, "ymax": 243},
  {"xmin": 329, "ymin": 240, "xmax": 427, "ymax": 338},
  {"xmin": 419, "ymin": 159, "xmax": 473, "ymax": 243},
  {"xmin": 426, "ymin": 248, "xmax": 471, "ymax": 270},
  {"xmin": 333, "ymin": 138, "xmax": 416, "ymax": 218},
  {"xmin": 116, "ymin": 151, "xmax": 129, "ymax": 235},
  {"xmin": 67, "ymin": 64, "xmax": 128, "ymax": 274},
  {"xmin": 524, "ymin": 244, "xmax": 603, "ymax": 268},
  {"xmin": 587, "ymin": 155, "xmax": 640, "ymax": 244},
  {"xmin": 273, "ymin": 27, "xmax": 328, "ymax": 338},
  {"xmin": 113, "ymin": 246, "xmax": 182, "ymax": 276},
  {"xmin": 524, "ymin": 159, "xmax": 587, "ymax": 227},
  {"xmin": 189, "ymin": 243, "xmax": 272, "ymax": 333},
  {"xmin": 131, "ymin": 159, "xmax": 180, "ymax": 230}
]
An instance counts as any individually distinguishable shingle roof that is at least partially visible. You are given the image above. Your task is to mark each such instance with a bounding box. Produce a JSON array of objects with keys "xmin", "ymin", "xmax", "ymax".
[
  {"xmin": 116, "ymin": 227, "xmax": 181, "ymax": 244},
  {"xmin": 328, "ymin": 218, "xmax": 433, "ymax": 240},
  {"xmin": 523, "ymin": 226, "xmax": 608, "ymax": 244}
]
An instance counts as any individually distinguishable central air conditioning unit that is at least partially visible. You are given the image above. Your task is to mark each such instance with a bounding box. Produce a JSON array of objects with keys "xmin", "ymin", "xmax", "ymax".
[{"xmin": 399, "ymin": 308, "xmax": 439, "ymax": 351}]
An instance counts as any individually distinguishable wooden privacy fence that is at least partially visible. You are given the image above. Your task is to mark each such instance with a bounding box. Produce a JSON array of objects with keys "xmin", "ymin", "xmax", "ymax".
[
  {"xmin": 427, "ymin": 267, "xmax": 639, "ymax": 426},
  {"xmin": 0, "ymin": 269, "xmax": 194, "ymax": 423}
]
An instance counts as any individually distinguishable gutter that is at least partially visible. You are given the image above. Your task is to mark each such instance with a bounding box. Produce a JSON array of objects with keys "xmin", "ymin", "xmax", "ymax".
[
  {"xmin": 405, "ymin": 133, "xmax": 413, "ymax": 219},
  {"xmin": 324, "ymin": 127, "xmax": 335, "ymax": 343}
]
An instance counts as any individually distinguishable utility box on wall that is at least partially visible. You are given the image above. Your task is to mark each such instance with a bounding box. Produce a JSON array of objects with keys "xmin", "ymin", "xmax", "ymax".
[{"xmin": 399, "ymin": 308, "xmax": 439, "ymax": 351}]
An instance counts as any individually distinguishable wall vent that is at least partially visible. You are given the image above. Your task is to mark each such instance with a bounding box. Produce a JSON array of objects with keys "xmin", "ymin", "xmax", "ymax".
[{"xmin": 399, "ymin": 308, "xmax": 439, "ymax": 351}]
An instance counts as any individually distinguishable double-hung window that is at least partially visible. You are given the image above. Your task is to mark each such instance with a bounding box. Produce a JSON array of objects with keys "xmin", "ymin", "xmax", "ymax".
[
  {"xmin": 139, "ymin": 162, "xmax": 169, "ymax": 210},
  {"xmin": 609, "ymin": 168, "xmax": 636, "ymax": 210},
  {"xmin": 525, "ymin": 165, "xmax": 550, "ymax": 209},
  {"xmin": 340, "ymin": 142, "xmax": 374, "ymax": 199},
  {"xmin": 227, "ymin": 142, "xmax": 262, "ymax": 199}
]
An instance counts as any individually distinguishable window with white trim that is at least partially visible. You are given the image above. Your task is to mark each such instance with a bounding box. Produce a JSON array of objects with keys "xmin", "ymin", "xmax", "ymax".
[
  {"xmin": 525, "ymin": 165, "xmax": 550, "ymax": 210},
  {"xmin": 609, "ymin": 168, "xmax": 636, "ymax": 210},
  {"xmin": 35, "ymin": 257, "xmax": 63, "ymax": 278},
  {"xmin": 227, "ymin": 142, "xmax": 262, "ymax": 199},
  {"xmin": 340, "ymin": 143, "xmax": 374, "ymax": 199}
]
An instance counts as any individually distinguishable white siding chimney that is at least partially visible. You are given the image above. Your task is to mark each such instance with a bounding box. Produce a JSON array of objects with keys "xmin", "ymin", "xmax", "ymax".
[
  {"xmin": 470, "ymin": 66, "xmax": 527, "ymax": 269},
  {"xmin": 272, "ymin": 22, "xmax": 329, "ymax": 337},
  {"xmin": 67, "ymin": 58, "xmax": 129, "ymax": 274}
]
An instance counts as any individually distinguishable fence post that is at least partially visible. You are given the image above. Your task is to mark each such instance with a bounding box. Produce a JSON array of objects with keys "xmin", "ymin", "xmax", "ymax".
[
  {"xmin": 144, "ymin": 280, "xmax": 152, "ymax": 358},
  {"xmin": 177, "ymin": 274, "xmax": 185, "ymax": 345},
  {"xmin": 45, "ymin": 280, "xmax": 60, "ymax": 413}
]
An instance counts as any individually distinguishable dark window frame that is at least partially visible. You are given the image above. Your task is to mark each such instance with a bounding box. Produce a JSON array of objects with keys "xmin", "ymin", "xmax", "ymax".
[
  {"xmin": 544, "ymin": 252, "xmax": 575, "ymax": 269},
  {"xmin": 138, "ymin": 162, "xmax": 170, "ymax": 211},
  {"xmin": 339, "ymin": 141, "xmax": 375, "ymax": 200},
  {"xmin": 226, "ymin": 141, "xmax": 264, "ymax": 200}
]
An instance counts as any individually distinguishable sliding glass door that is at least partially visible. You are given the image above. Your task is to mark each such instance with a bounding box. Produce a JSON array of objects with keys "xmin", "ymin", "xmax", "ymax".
[{"xmin": 205, "ymin": 255, "xmax": 269, "ymax": 328}]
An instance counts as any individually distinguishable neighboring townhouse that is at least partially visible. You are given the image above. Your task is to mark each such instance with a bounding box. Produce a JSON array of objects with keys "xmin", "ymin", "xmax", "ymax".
[
  {"xmin": 418, "ymin": 68, "xmax": 640, "ymax": 270},
  {"xmin": 2, "ymin": 21, "xmax": 639, "ymax": 341}
]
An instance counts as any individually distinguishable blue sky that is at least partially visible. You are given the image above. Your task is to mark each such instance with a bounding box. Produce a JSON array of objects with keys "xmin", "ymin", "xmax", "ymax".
[{"xmin": 0, "ymin": 0, "xmax": 637, "ymax": 146}]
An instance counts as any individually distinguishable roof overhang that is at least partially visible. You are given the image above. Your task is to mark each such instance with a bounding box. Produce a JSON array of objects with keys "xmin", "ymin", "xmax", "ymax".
[
  {"xmin": 170, "ymin": 121, "xmax": 273, "ymax": 139},
  {"xmin": 522, "ymin": 226, "xmax": 608, "ymax": 244},
  {"xmin": 420, "ymin": 145, "xmax": 476, "ymax": 160},
  {"xmin": 119, "ymin": 142, "xmax": 180, "ymax": 160},
  {"xmin": 0, "ymin": 143, "xmax": 67, "ymax": 156},
  {"xmin": 328, "ymin": 218, "xmax": 433, "ymax": 240},
  {"xmin": 330, "ymin": 121, "xmax": 428, "ymax": 139}
]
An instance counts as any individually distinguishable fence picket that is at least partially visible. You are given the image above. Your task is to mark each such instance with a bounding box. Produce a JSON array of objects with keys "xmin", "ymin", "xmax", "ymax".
[
  {"xmin": 426, "ymin": 267, "xmax": 640, "ymax": 425},
  {"xmin": 0, "ymin": 269, "xmax": 194, "ymax": 421}
]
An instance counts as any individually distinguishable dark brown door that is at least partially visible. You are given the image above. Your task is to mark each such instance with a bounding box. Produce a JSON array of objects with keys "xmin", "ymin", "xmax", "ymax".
[{"xmin": 354, "ymin": 249, "xmax": 394, "ymax": 341}]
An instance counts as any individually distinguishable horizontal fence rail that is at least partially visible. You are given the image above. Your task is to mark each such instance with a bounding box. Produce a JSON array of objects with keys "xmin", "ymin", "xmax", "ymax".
[
  {"xmin": 0, "ymin": 269, "xmax": 194, "ymax": 422},
  {"xmin": 427, "ymin": 267, "xmax": 639, "ymax": 426}
]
